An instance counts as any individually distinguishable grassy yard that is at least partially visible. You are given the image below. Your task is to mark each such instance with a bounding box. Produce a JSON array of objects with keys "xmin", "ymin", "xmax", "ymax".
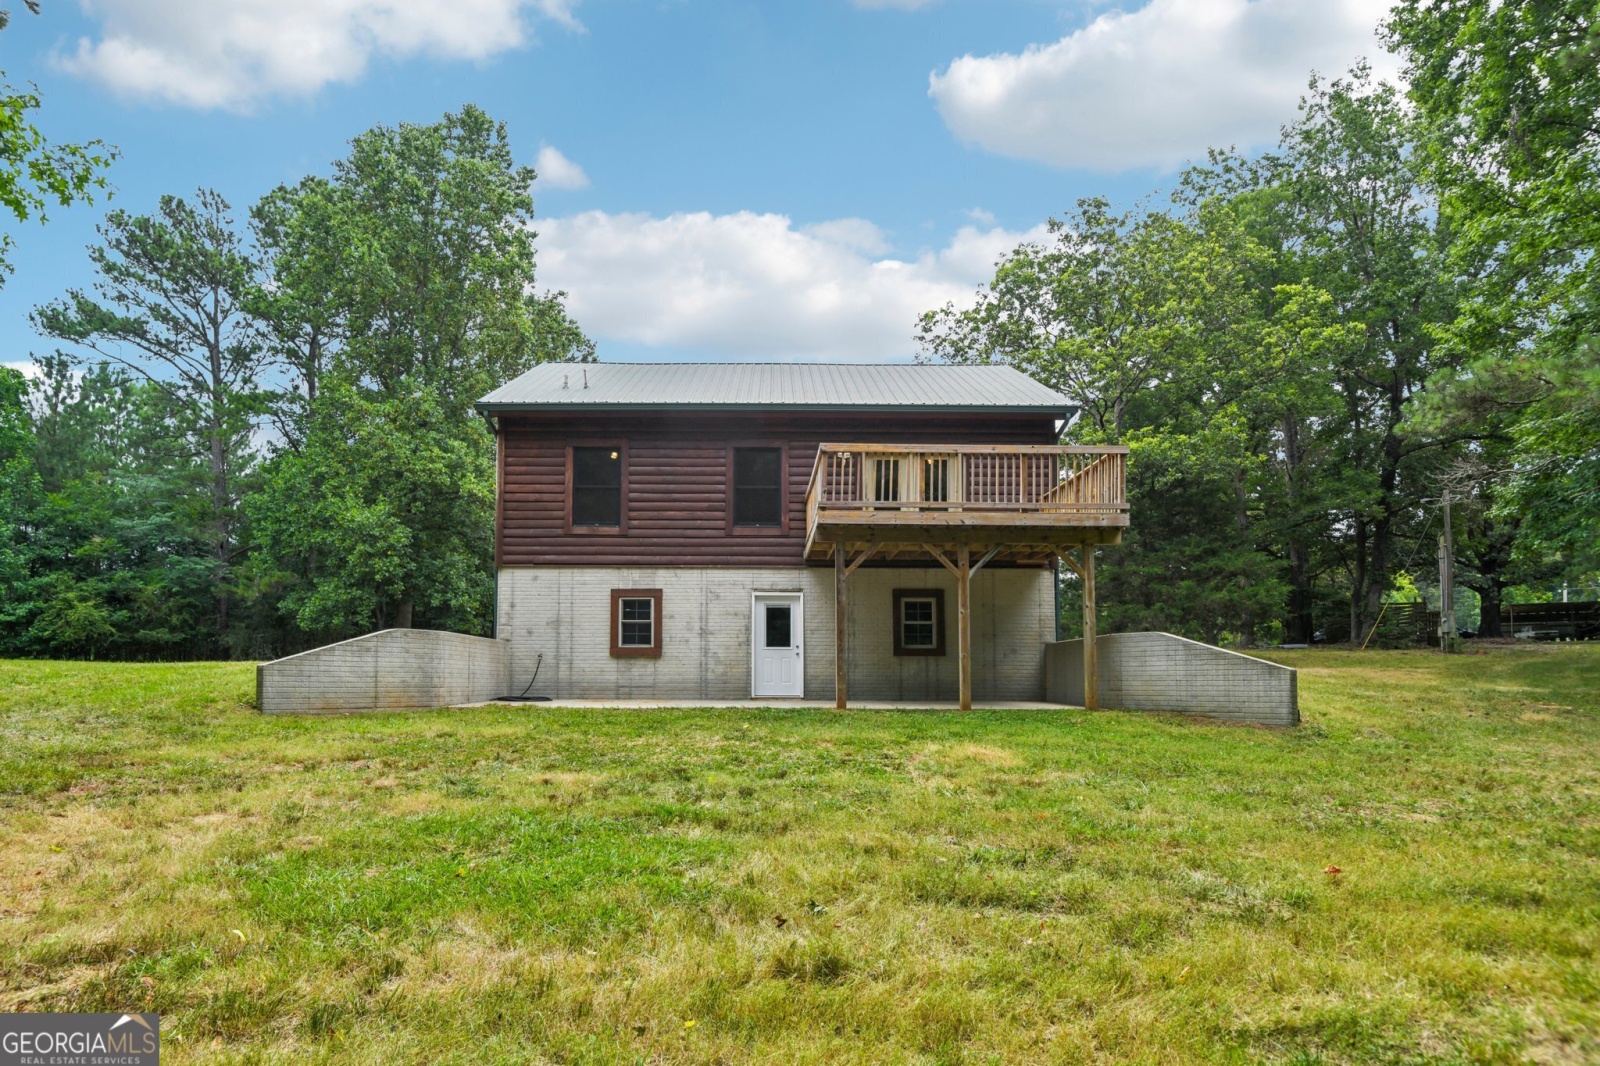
[{"xmin": 1, "ymin": 646, "xmax": 1597, "ymax": 1065}]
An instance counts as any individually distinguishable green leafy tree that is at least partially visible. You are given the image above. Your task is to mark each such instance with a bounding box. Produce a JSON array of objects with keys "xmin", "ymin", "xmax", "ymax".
[
  {"xmin": 0, "ymin": 354, "xmax": 230, "ymax": 659},
  {"xmin": 33, "ymin": 190, "xmax": 268, "ymax": 637},
  {"xmin": 248, "ymin": 106, "xmax": 592, "ymax": 635},
  {"xmin": 920, "ymin": 198, "xmax": 1347, "ymax": 643},
  {"xmin": 1209, "ymin": 69, "xmax": 1469, "ymax": 641},
  {"xmin": 249, "ymin": 177, "xmax": 345, "ymax": 445},
  {"xmin": 1387, "ymin": 1, "xmax": 1600, "ymax": 556},
  {"xmin": 257, "ymin": 104, "xmax": 592, "ymax": 415},
  {"xmin": 0, "ymin": 365, "xmax": 36, "ymax": 605},
  {"xmin": 248, "ymin": 383, "xmax": 495, "ymax": 637},
  {"xmin": 0, "ymin": 2, "xmax": 115, "ymax": 287}
]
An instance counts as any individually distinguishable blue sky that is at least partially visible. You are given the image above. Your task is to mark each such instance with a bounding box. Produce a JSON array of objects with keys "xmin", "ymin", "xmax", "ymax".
[{"xmin": 1, "ymin": 0, "xmax": 1395, "ymax": 368}]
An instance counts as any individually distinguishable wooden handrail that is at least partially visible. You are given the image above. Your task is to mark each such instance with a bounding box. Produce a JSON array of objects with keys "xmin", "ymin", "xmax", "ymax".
[{"xmin": 809, "ymin": 443, "xmax": 1128, "ymax": 515}]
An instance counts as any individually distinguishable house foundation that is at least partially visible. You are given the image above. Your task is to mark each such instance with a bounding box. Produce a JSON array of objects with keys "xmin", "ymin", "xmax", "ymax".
[{"xmin": 495, "ymin": 565, "xmax": 1055, "ymax": 702}]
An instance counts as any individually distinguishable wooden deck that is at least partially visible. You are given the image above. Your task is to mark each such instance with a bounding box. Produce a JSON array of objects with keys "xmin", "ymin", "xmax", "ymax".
[
  {"xmin": 804, "ymin": 443, "xmax": 1129, "ymax": 562},
  {"xmin": 806, "ymin": 443, "xmax": 1130, "ymax": 713}
]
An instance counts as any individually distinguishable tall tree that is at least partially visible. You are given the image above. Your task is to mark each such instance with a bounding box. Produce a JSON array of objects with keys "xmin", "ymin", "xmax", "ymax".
[
  {"xmin": 266, "ymin": 103, "xmax": 593, "ymax": 412},
  {"xmin": 33, "ymin": 190, "xmax": 268, "ymax": 637},
  {"xmin": 1226, "ymin": 69, "xmax": 1467, "ymax": 640},
  {"xmin": 249, "ymin": 177, "xmax": 344, "ymax": 447},
  {"xmin": 1387, "ymin": 0, "xmax": 1600, "ymax": 556},
  {"xmin": 249, "ymin": 106, "xmax": 592, "ymax": 635}
]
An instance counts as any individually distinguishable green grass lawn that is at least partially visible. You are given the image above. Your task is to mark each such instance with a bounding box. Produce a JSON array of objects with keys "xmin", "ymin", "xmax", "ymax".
[{"xmin": 1, "ymin": 646, "xmax": 1597, "ymax": 1064}]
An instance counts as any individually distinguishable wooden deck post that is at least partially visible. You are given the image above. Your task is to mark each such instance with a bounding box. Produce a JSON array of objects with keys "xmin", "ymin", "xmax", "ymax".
[
  {"xmin": 1081, "ymin": 544, "xmax": 1098, "ymax": 711},
  {"xmin": 957, "ymin": 544, "xmax": 972, "ymax": 711},
  {"xmin": 835, "ymin": 541, "xmax": 847, "ymax": 709}
]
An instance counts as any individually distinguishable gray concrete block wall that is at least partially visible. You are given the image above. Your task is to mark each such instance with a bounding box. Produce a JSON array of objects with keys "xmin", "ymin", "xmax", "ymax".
[
  {"xmin": 1045, "ymin": 631, "xmax": 1298, "ymax": 726},
  {"xmin": 257, "ymin": 629, "xmax": 511, "ymax": 714},
  {"xmin": 496, "ymin": 566, "xmax": 1054, "ymax": 702}
]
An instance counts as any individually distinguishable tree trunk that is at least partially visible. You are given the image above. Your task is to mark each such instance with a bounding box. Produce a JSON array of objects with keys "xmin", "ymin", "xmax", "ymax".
[
  {"xmin": 1351, "ymin": 518, "xmax": 1368, "ymax": 645},
  {"xmin": 1472, "ymin": 581, "xmax": 1505, "ymax": 638},
  {"xmin": 208, "ymin": 334, "xmax": 231, "ymax": 640},
  {"xmin": 393, "ymin": 595, "xmax": 414, "ymax": 629},
  {"xmin": 1464, "ymin": 510, "xmax": 1517, "ymax": 639},
  {"xmin": 1287, "ymin": 545, "xmax": 1313, "ymax": 643},
  {"xmin": 1361, "ymin": 428, "xmax": 1404, "ymax": 629}
]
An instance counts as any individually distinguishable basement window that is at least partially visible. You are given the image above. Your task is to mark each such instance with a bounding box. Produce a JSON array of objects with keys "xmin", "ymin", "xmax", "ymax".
[
  {"xmin": 611, "ymin": 589, "xmax": 662, "ymax": 658},
  {"xmin": 893, "ymin": 589, "xmax": 946, "ymax": 656}
]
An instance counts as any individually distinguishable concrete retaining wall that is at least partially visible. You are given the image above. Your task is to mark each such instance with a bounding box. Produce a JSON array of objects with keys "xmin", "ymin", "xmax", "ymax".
[
  {"xmin": 257, "ymin": 629, "xmax": 511, "ymax": 714},
  {"xmin": 1045, "ymin": 631, "xmax": 1298, "ymax": 726},
  {"xmin": 496, "ymin": 565, "xmax": 1055, "ymax": 702}
]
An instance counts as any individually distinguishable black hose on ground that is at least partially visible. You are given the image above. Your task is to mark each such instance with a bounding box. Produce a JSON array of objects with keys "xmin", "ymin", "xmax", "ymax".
[{"xmin": 500, "ymin": 652, "xmax": 551, "ymax": 702}]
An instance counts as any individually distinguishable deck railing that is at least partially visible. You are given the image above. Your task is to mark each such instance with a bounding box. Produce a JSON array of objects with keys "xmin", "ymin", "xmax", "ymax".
[{"xmin": 806, "ymin": 443, "xmax": 1129, "ymax": 536}]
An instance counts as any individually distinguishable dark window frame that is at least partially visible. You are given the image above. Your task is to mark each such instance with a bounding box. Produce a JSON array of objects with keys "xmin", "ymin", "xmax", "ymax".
[
  {"xmin": 610, "ymin": 588, "xmax": 662, "ymax": 658},
  {"xmin": 726, "ymin": 442, "xmax": 789, "ymax": 536},
  {"xmin": 566, "ymin": 442, "xmax": 628, "ymax": 535},
  {"xmin": 892, "ymin": 588, "xmax": 947, "ymax": 656}
]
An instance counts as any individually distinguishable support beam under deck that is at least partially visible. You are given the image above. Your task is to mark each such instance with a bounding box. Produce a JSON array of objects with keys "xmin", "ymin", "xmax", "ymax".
[
  {"xmin": 835, "ymin": 542, "xmax": 847, "ymax": 710},
  {"xmin": 957, "ymin": 544, "xmax": 972, "ymax": 711},
  {"xmin": 1081, "ymin": 544, "xmax": 1098, "ymax": 711}
]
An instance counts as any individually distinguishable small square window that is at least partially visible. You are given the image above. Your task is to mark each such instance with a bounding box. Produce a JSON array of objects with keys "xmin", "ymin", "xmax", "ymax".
[
  {"xmin": 893, "ymin": 588, "xmax": 946, "ymax": 657},
  {"xmin": 619, "ymin": 598, "xmax": 654, "ymax": 647},
  {"xmin": 611, "ymin": 589, "xmax": 662, "ymax": 657}
]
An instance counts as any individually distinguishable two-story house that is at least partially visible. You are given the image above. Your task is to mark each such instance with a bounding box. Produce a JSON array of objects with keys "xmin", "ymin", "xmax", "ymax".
[{"xmin": 475, "ymin": 363, "xmax": 1128, "ymax": 708}]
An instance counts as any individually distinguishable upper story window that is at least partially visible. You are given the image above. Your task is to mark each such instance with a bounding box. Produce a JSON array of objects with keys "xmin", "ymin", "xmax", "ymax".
[
  {"xmin": 570, "ymin": 445, "xmax": 623, "ymax": 528},
  {"xmin": 731, "ymin": 447, "xmax": 784, "ymax": 528}
]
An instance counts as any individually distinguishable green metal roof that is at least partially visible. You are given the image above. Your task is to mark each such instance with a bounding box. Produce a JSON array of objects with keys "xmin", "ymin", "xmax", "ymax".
[{"xmin": 476, "ymin": 362, "xmax": 1074, "ymax": 416}]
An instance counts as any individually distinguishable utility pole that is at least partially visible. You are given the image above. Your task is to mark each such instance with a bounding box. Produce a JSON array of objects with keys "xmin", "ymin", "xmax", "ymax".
[{"xmin": 1438, "ymin": 489, "xmax": 1460, "ymax": 653}]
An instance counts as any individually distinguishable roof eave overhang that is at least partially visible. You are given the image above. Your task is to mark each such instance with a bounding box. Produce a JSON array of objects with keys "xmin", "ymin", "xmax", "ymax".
[{"xmin": 474, "ymin": 402, "xmax": 1077, "ymax": 418}]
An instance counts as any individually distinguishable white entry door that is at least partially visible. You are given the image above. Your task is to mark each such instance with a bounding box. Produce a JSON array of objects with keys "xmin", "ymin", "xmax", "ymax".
[{"xmin": 752, "ymin": 594, "xmax": 804, "ymax": 698}]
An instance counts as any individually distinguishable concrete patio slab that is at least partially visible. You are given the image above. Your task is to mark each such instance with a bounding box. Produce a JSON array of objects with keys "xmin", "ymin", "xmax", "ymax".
[{"xmin": 469, "ymin": 699, "xmax": 1072, "ymax": 711}]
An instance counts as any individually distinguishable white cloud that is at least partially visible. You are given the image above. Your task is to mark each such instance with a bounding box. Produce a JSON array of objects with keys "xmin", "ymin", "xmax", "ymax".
[
  {"xmin": 535, "ymin": 145, "xmax": 590, "ymax": 190},
  {"xmin": 60, "ymin": 0, "xmax": 581, "ymax": 110},
  {"xmin": 535, "ymin": 210, "xmax": 1047, "ymax": 360},
  {"xmin": 3, "ymin": 360, "xmax": 39, "ymax": 380},
  {"xmin": 929, "ymin": 0, "xmax": 1401, "ymax": 171}
]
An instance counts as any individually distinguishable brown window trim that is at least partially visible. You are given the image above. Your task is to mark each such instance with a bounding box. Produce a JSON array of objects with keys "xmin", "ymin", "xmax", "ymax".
[
  {"xmin": 892, "ymin": 588, "xmax": 946, "ymax": 656},
  {"xmin": 610, "ymin": 588, "xmax": 662, "ymax": 658},
  {"xmin": 726, "ymin": 441, "xmax": 789, "ymax": 536},
  {"xmin": 566, "ymin": 441, "xmax": 628, "ymax": 535}
]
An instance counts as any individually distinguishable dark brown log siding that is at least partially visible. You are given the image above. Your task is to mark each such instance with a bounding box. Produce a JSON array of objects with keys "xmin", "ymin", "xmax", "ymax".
[{"xmin": 498, "ymin": 411, "xmax": 1059, "ymax": 567}]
